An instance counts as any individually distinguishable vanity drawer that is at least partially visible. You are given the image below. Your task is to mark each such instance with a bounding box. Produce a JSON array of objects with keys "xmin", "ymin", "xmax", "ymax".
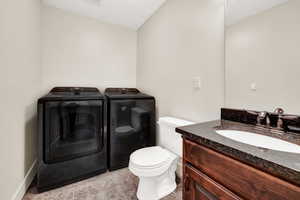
[
  {"xmin": 184, "ymin": 163, "xmax": 241, "ymax": 200},
  {"xmin": 183, "ymin": 139, "xmax": 300, "ymax": 200}
]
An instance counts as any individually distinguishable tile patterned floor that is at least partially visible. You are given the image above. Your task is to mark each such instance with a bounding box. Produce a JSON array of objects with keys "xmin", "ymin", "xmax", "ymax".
[{"xmin": 23, "ymin": 168, "xmax": 182, "ymax": 200}]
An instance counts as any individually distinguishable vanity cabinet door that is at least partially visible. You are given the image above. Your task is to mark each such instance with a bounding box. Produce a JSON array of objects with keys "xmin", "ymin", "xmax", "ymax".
[{"xmin": 183, "ymin": 163, "xmax": 241, "ymax": 200}]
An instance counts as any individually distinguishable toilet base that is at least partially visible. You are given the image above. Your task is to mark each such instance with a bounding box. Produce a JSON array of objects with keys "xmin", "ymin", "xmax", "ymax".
[
  {"xmin": 135, "ymin": 158, "xmax": 178, "ymax": 200},
  {"xmin": 137, "ymin": 178, "xmax": 176, "ymax": 200}
]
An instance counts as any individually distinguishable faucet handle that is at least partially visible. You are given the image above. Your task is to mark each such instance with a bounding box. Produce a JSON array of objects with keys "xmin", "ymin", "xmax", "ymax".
[
  {"xmin": 273, "ymin": 108, "xmax": 285, "ymax": 130},
  {"xmin": 277, "ymin": 115, "xmax": 284, "ymax": 130},
  {"xmin": 274, "ymin": 108, "xmax": 284, "ymax": 115},
  {"xmin": 275, "ymin": 114, "xmax": 299, "ymax": 131}
]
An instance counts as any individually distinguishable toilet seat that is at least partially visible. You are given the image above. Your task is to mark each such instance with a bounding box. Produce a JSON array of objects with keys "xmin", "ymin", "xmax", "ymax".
[
  {"xmin": 129, "ymin": 146, "xmax": 177, "ymax": 177},
  {"xmin": 130, "ymin": 146, "xmax": 170, "ymax": 168}
]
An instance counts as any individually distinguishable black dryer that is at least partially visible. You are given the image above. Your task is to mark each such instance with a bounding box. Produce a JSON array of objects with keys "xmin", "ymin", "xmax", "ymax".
[{"xmin": 105, "ymin": 88, "xmax": 156, "ymax": 171}]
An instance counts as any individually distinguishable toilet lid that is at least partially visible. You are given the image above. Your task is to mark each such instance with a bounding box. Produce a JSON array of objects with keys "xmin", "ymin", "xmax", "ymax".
[{"xmin": 130, "ymin": 146, "xmax": 170, "ymax": 168}]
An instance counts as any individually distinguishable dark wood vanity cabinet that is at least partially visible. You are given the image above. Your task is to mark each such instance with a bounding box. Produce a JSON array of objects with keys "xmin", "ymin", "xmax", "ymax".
[
  {"xmin": 183, "ymin": 138, "xmax": 300, "ymax": 200},
  {"xmin": 184, "ymin": 164, "xmax": 241, "ymax": 200}
]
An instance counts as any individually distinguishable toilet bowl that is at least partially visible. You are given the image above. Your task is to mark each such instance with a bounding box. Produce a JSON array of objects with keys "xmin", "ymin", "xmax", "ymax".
[
  {"xmin": 129, "ymin": 146, "xmax": 178, "ymax": 200},
  {"xmin": 129, "ymin": 117, "xmax": 194, "ymax": 200}
]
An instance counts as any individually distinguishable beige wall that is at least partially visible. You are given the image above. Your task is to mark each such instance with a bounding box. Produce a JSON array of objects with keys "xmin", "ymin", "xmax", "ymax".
[
  {"xmin": 0, "ymin": 0, "xmax": 41, "ymax": 199},
  {"xmin": 226, "ymin": 0, "xmax": 300, "ymax": 114},
  {"xmin": 137, "ymin": 0, "xmax": 225, "ymax": 122},
  {"xmin": 41, "ymin": 5, "xmax": 137, "ymax": 93},
  {"xmin": 0, "ymin": 1, "xmax": 225, "ymax": 198}
]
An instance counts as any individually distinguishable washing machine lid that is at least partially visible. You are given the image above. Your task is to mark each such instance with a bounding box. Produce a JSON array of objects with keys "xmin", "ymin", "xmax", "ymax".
[
  {"xmin": 38, "ymin": 87, "xmax": 104, "ymax": 103},
  {"xmin": 130, "ymin": 146, "xmax": 170, "ymax": 168}
]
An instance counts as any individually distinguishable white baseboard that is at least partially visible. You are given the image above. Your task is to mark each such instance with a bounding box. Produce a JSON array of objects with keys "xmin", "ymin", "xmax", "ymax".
[{"xmin": 11, "ymin": 160, "xmax": 37, "ymax": 200}]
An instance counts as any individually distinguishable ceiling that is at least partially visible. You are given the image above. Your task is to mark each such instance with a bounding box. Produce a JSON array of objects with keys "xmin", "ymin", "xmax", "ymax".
[
  {"xmin": 226, "ymin": 0, "xmax": 289, "ymax": 26},
  {"xmin": 42, "ymin": 0, "xmax": 167, "ymax": 30}
]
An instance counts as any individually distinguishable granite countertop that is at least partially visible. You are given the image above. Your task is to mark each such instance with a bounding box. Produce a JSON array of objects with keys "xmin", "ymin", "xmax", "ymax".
[{"xmin": 176, "ymin": 120, "xmax": 300, "ymax": 186}]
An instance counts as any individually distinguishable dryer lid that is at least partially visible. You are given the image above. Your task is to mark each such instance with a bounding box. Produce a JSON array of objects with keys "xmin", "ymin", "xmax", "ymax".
[
  {"xmin": 130, "ymin": 146, "xmax": 170, "ymax": 168},
  {"xmin": 104, "ymin": 88, "xmax": 154, "ymax": 100}
]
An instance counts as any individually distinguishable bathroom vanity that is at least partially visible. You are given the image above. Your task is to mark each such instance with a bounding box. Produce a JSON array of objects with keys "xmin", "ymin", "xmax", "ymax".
[{"xmin": 176, "ymin": 108, "xmax": 300, "ymax": 200}]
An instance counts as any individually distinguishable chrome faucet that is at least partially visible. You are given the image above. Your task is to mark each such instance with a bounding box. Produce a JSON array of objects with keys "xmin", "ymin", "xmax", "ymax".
[
  {"xmin": 258, "ymin": 111, "xmax": 271, "ymax": 127},
  {"xmin": 246, "ymin": 110, "xmax": 270, "ymax": 127},
  {"xmin": 247, "ymin": 108, "xmax": 298, "ymax": 132}
]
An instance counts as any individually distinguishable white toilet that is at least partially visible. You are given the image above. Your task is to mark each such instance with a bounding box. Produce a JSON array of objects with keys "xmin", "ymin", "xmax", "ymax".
[{"xmin": 129, "ymin": 117, "xmax": 194, "ymax": 200}]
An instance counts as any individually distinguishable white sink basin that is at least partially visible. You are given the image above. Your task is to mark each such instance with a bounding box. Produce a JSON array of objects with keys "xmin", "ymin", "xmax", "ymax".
[{"xmin": 215, "ymin": 130, "xmax": 300, "ymax": 154}]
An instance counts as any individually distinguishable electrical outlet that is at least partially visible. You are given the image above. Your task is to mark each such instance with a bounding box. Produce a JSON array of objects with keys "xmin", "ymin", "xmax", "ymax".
[{"xmin": 250, "ymin": 82, "xmax": 257, "ymax": 91}]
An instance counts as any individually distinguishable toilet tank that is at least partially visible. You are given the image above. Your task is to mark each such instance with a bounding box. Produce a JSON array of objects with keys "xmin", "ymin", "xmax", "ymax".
[{"xmin": 157, "ymin": 117, "xmax": 194, "ymax": 157}]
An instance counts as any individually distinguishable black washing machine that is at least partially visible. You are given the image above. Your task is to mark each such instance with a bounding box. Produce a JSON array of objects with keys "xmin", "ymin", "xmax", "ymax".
[
  {"xmin": 37, "ymin": 87, "xmax": 107, "ymax": 192},
  {"xmin": 105, "ymin": 88, "xmax": 156, "ymax": 171}
]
